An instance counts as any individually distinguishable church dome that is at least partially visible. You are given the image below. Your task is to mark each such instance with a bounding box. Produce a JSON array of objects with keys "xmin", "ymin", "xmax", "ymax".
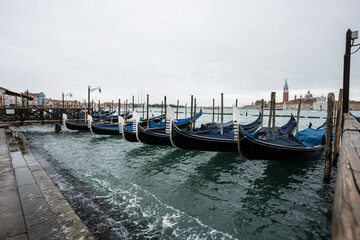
[{"xmin": 305, "ymin": 90, "xmax": 313, "ymax": 99}]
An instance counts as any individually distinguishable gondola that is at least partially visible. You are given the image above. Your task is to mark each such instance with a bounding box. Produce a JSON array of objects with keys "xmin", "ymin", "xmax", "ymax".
[
  {"xmin": 124, "ymin": 109, "xmax": 203, "ymax": 143},
  {"xmin": 236, "ymin": 119, "xmax": 326, "ymax": 161},
  {"xmin": 90, "ymin": 113, "xmax": 166, "ymax": 136},
  {"xmin": 169, "ymin": 108, "xmax": 262, "ymax": 152}
]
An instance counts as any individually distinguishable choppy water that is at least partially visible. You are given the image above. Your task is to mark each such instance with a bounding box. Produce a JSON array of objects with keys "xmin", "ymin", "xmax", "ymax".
[{"xmin": 18, "ymin": 108, "xmax": 340, "ymax": 239}]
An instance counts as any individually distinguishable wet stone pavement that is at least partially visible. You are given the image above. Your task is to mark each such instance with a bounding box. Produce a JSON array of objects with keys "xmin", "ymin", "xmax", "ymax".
[{"xmin": 0, "ymin": 128, "xmax": 94, "ymax": 240}]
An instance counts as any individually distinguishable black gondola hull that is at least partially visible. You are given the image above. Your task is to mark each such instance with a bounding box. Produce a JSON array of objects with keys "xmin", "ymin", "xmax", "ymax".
[
  {"xmin": 170, "ymin": 121, "xmax": 237, "ymax": 152},
  {"xmin": 237, "ymin": 125, "xmax": 324, "ymax": 160},
  {"xmin": 65, "ymin": 120, "xmax": 89, "ymax": 131},
  {"xmin": 137, "ymin": 125, "xmax": 171, "ymax": 145},
  {"xmin": 122, "ymin": 127, "xmax": 138, "ymax": 142},
  {"xmin": 91, "ymin": 123, "xmax": 121, "ymax": 135}
]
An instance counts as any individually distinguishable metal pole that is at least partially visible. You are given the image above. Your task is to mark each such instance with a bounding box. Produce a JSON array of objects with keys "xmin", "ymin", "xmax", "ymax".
[
  {"xmin": 62, "ymin": 92, "xmax": 64, "ymax": 108},
  {"xmin": 342, "ymin": 29, "xmax": 352, "ymax": 114},
  {"xmin": 236, "ymin": 99, "xmax": 238, "ymax": 108}
]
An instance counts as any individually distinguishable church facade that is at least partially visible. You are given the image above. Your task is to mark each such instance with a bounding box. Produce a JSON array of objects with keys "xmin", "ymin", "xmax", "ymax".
[{"xmin": 275, "ymin": 79, "xmax": 327, "ymax": 110}]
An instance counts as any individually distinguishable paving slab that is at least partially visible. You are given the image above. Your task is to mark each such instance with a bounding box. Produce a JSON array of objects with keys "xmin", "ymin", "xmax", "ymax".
[
  {"xmin": 13, "ymin": 166, "xmax": 36, "ymax": 188},
  {"xmin": 2, "ymin": 127, "xmax": 95, "ymax": 240},
  {"xmin": 0, "ymin": 189, "xmax": 27, "ymax": 239}
]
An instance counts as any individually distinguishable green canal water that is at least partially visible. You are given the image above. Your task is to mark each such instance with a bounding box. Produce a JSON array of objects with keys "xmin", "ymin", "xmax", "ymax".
[{"xmin": 18, "ymin": 108, "xmax": 342, "ymax": 239}]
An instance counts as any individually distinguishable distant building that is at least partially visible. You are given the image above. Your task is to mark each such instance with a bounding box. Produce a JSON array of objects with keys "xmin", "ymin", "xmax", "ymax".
[
  {"xmin": 283, "ymin": 78, "xmax": 289, "ymax": 103},
  {"xmin": 275, "ymin": 80, "xmax": 327, "ymax": 110},
  {"xmin": 0, "ymin": 87, "xmax": 34, "ymax": 107},
  {"xmin": 28, "ymin": 92, "xmax": 46, "ymax": 105}
]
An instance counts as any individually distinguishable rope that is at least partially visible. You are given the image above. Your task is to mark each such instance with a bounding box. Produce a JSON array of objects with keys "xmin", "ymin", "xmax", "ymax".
[
  {"xmin": 342, "ymin": 128, "xmax": 360, "ymax": 134},
  {"xmin": 238, "ymin": 135, "xmax": 248, "ymax": 142}
]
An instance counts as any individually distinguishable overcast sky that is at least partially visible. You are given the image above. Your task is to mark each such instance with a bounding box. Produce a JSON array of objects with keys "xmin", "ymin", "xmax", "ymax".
[{"xmin": 1, "ymin": 0, "xmax": 359, "ymax": 106}]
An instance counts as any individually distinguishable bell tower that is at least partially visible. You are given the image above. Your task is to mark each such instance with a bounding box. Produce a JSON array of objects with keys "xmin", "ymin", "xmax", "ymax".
[{"xmin": 283, "ymin": 78, "xmax": 289, "ymax": 103}]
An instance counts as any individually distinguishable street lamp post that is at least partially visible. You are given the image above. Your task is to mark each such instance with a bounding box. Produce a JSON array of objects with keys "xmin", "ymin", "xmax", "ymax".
[
  {"xmin": 342, "ymin": 29, "xmax": 359, "ymax": 114},
  {"xmin": 87, "ymin": 86, "xmax": 101, "ymax": 116},
  {"xmin": 62, "ymin": 92, "xmax": 72, "ymax": 108}
]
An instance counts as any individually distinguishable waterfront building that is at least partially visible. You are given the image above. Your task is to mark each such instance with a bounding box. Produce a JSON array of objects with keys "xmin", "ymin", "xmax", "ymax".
[{"xmin": 276, "ymin": 80, "xmax": 328, "ymax": 110}]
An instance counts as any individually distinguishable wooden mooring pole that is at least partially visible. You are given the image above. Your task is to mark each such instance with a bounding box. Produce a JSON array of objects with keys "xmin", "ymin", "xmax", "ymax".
[
  {"xmin": 271, "ymin": 92, "xmax": 276, "ymax": 140},
  {"xmin": 212, "ymin": 99, "xmax": 215, "ymax": 123},
  {"xmin": 99, "ymin": 100, "xmax": 101, "ymax": 121},
  {"xmin": 193, "ymin": 98, "xmax": 197, "ymax": 129},
  {"xmin": 118, "ymin": 99, "xmax": 120, "ymax": 121},
  {"xmin": 161, "ymin": 100, "xmax": 163, "ymax": 117},
  {"xmin": 190, "ymin": 95, "xmax": 193, "ymax": 131},
  {"xmin": 333, "ymin": 89, "xmax": 343, "ymax": 166},
  {"xmin": 164, "ymin": 96, "xmax": 167, "ymax": 120},
  {"xmin": 261, "ymin": 99, "xmax": 264, "ymax": 128},
  {"xmin": 267, "ymin": 92, "xmax": 275, "ymax": 140},
  {"xmin": 147, "ymin": 94, "xmax": 149, "ymax": 129},
  {"xmin": 324, "ymin": 93, "xmax": 335, "ymax": 183},
  {"xmin": 296, "ymin": 99, "xmax": 302, "ymax": 132},
  {"xmin": 185, "ymin": 103, "xmax": 187, "ymax": 118},
  {"xmin": 132, "ymin": 95, "xmax": 135, "ymax": 111},
  {"xmin": 220, "ymin": 93, "xmax": 224, "ymax": 135},
  {"xmin": 176, "ymin": 100, "xmax": 179, "ymax": 119}
]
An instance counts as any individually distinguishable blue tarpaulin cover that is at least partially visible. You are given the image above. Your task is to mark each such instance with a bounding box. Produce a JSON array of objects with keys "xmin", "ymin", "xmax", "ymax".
[{"xmin": 295, "ymin": 128, "xmax": 326, "ymax": 147}]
